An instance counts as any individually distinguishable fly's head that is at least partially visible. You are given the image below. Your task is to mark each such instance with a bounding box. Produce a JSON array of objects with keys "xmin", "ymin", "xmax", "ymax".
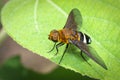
[{"xmin": 48, "ymin": 30, "xmax": 59, "ymax": 42}]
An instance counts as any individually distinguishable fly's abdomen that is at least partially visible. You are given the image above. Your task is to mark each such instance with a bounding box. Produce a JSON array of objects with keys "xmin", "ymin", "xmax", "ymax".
[{"xmin": 78, "ymin": 32, "xmax": 92, "ymax": 44}]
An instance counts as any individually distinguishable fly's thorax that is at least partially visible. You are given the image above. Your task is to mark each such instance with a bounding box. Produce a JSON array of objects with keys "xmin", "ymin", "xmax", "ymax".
[
  {"xmin": 57, "ymin": 28, "xmax": 76, "ymax": 44},
  {"xmin": 58, "ymin": 29, "xmax": 71, "ymax": 44},
  {"xmin": 70, "ymin": 30, "xmax": 80, "ymax": 41},
  {"xmin": 78, "ymin": 32, "xmax": 92, "ymax": 44},
  {"xmin": 48, "ymin": 29, "xmax": 59, "ymax": 42}
]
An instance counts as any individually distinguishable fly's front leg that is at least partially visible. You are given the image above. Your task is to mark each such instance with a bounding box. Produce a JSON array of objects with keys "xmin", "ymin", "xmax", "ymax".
[
  {"xmin": 55, "ymin": 42, "xmax": 64, "ymax": 55},
  {"xmin": 48, "ymin": 42, "xmax": 57, "ymax": 53}
]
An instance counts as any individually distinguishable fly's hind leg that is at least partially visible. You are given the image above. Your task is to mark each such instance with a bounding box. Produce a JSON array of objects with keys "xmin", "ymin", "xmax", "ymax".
[
  {"xmin": 55, "ymin": 42, "xmax": 64, "ymax": 55},
  {"xmin": 80, "ymin": 51, "xmax": 91, "ymax": 66}
]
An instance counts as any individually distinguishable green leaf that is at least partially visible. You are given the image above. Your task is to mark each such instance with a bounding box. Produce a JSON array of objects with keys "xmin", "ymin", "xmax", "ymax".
[
  {"xmin": 1, "ymin": 0, "xmax": 120, "ymax": 80},
  {"xmin": 0, "ymin": 56, "xmax": 97, "ymax": 80}
]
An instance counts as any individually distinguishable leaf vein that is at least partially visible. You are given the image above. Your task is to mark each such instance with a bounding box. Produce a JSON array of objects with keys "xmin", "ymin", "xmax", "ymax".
[
  {"xmin": 34, "ymin": 0, "xmax": 40, "ymax": 32},
  {"xmin": 47, "ymin": 0, "xmax": 67, "ymax": 17}
]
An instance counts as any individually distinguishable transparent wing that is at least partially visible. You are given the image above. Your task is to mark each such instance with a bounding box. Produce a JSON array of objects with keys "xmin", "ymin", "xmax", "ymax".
[
  {"xmin": 70, "ymin": 40, "xmax": 107, "ymax": 70},
  {"xmin": 63, "ymin": 8, "xmax": 82, "ymax": 30}
]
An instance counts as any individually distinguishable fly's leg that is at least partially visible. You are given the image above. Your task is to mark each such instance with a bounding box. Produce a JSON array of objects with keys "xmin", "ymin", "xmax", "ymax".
[
  {"xmin": 48, "ymin": 42, "xmax": 57, "ymax": 53},
  {"xmin": 59, "ymin": 44, "xmax": 69, "ymax": 64},
  {"xmin": 55, "ymin": 42, "xmax": 64, "ymax": 55},
  {"xmin": 80, "ymin": 51, "xmax": 91, "ymax": 66}
]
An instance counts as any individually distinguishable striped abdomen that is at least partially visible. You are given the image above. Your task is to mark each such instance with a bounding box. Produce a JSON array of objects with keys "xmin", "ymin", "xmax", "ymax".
[{"xmin": 78, "ymin": 32, "xmax": 92, "ymax": 44}]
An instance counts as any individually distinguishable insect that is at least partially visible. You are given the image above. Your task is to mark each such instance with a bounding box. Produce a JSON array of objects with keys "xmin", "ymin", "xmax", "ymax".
[{"xmin": 48, "ymin": 8, "xmax": 107, "ymax": 70}]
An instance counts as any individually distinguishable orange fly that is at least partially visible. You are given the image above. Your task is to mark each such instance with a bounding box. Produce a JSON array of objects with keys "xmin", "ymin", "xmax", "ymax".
[{"xmin": 48, "ymin": 8, "xmax": 107, "ymax": 70}]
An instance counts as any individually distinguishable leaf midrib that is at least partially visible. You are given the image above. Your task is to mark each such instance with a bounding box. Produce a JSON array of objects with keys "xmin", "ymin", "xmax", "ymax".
[{"xmin": 34, "ymin": 0, "xmax": 40, "ymax": 32}]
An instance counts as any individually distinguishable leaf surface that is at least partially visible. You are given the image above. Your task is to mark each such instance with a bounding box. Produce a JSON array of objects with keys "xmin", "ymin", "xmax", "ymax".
[{"xmin": 1, "ymin": 0, "xmax": 120, "ymax": 79}]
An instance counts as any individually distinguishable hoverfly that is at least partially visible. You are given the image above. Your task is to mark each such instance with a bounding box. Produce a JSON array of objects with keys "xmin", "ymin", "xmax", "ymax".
[{"xmin": 48, "ymin": 8, "xmax": 107, "ymax": 70}]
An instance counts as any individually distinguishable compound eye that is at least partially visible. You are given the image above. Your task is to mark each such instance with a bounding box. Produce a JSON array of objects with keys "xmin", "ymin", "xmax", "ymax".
[{"xmin": 53, "ymin": 33, "xmax": 58, "ymax": 41}]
